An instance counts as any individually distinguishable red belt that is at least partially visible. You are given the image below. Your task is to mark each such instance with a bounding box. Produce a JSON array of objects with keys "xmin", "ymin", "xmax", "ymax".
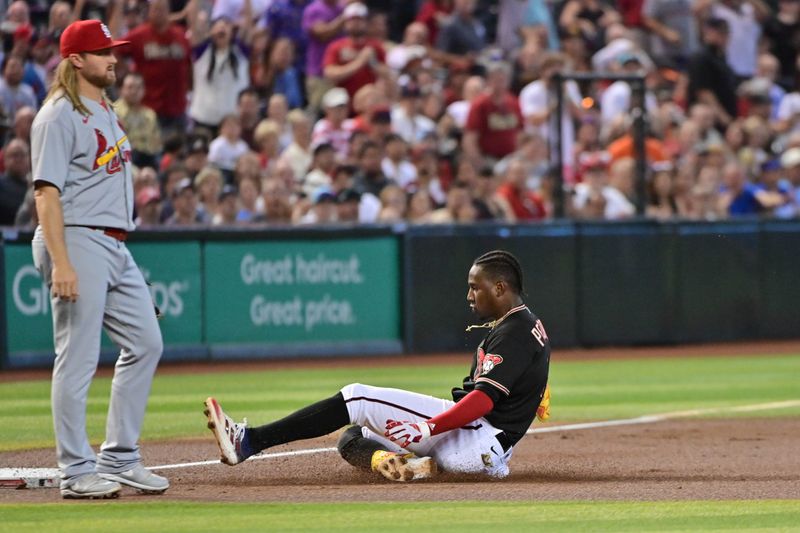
[{"xmin": 89, "ymin": 226, "xmax": 128, "ymax": 242}]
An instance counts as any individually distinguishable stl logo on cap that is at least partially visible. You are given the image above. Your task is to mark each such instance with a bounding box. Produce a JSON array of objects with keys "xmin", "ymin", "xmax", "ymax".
[{"xmin": 60, "ymin": 19, "xmax": 129, "ymax": 58}]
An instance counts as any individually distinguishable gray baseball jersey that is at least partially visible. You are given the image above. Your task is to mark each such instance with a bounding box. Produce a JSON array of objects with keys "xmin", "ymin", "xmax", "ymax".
[
  {"xmin": 31, "ymin": 91, "xmax": 163, "ymax": 488},
  {"xmin": 31, "ymin": 94, "xmax": 135, "ymax": 231}
]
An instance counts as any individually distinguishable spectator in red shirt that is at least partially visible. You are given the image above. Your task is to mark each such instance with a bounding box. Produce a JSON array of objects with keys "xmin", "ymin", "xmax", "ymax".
[
  {"xmin": 119, "ymin": 0, "xmax": 192, "ymax": 136},
  {"xmin": 494, "ymin": 158, "xmax": 548, "ymax": 222},
  {"xmin": 323, "ymin": 2, "xmax": 390, "ymax": 103},
  {"xmin": 463, "ymin": 61, "xmax": 524, "ymax": 165}
]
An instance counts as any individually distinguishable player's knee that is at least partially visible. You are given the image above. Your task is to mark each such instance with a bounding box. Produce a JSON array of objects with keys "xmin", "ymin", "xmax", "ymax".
[
  {"xmin": 140, "ymin": 330, "xmax": 163, "ymax": 359},
  {"xmin": 337, "ymin": 424, "xmax": 364, "ymax": 457}
]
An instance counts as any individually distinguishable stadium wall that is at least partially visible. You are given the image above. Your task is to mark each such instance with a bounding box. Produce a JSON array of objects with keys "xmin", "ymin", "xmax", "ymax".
[{"xmin": 2, "ymin": 220, "xmax": 799, "ymax": 369}]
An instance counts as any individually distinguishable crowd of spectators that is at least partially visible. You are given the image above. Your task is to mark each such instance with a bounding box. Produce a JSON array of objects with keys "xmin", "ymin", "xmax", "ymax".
[{"xmin": 1, "ymin": 0, "xmax": 800, "ymax": 229}]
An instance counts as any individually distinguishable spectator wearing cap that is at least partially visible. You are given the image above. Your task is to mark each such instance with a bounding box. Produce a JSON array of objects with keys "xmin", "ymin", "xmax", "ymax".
[
  {"xmin": 759, "ymin": 158, "xmax": 794, "ymax": 218},
  {"xmin": 716, "ymin": 161, "xmax": 786, "ymax": 217},
  {"xmin": 381, "ymin": 133, "xmax": 417, "ymax": 191},
  {"xmin": 0, "ymin": 54, "xmax": 37, "ymax": 118},
  {"xmin": 209, "ymin": 114, "xmax": 251, "ymax": 180},
  {"xmin": 298, "ymin": 186, "xmax": 339, "ymax": 224},
  {"xmin": 312, "ymin": 87, "xmax": 352, "ymax": 159},
  {"xmin": 0, "ymin": 1, "xmax": 29, "ymax": 53},
  {"xmin": 184, "ymin": 134, "xmax": 211, "ymax": 178},
  {"xmin": 213, "ymin": 184, "xmax": 239, "ymax": 226},
  {"xmin": 600, "ymin": 53, "xmax": 657, "ymax": 126},
  {"xmin": 0, "ymin": 138, "xmax": 29, "ymax": 226},
  {"xmin": 336, "ymin": 187, "xmax": 361, "ymax": 222},
  {"xmin": 301, "ymin": 0, "xmax": 345, "ymax": 113},
  {"xmin": 686, "ymin": 17, "xmax": 738, "ymax": 128},
  {"xmin": 134, "ymin": 186, "xmax": 163, "ymax": 227},
  {"xmin": 463, "ymin": 61, "xmax": 524, "ymax": 166},
  {"xmin": 115, "ymin": 72, "xmax": 162, "ymax": 169},
  {"xmin": 391, "ymin": 83, "xmax": 437, "ymax": 145},
  {"xmin": 303, "ymin": 141, "xmax": 336, "ymax": 197},
  {"xmin": 187, "ymin": 3, "xmax": 254, "ymax": 135},
  {"xmin": 572, "ymin": 152, "xmax": 636, "ymax": 220},
  {"xmin": 278, "ymin": 109, "xmax": 313, "ymax": 183},
  {"xmin": 165, "ymin": 177, "xmax": 204, "ymax": 226},
  {"xmin": 159, "ymin": 164, "xmax": 192, "ymax": 222},
  {"xmin": 323, "ymin": 3, "xmax": 389, "ymax": 103},
  {"xmin": 116, "ymin": 0, "xmax": 192, "ymax": 137}
]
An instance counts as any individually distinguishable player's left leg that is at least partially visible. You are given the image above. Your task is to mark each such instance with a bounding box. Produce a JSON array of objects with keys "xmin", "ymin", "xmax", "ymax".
[{"xmin": 96, "ymin": 245, "xmax": 167, "ymax": 493}]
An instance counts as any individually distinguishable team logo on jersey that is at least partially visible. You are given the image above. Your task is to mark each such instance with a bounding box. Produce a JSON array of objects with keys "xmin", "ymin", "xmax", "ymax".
[
  {"xmin": 475, "ymin": 347, "xmax": 503, "ymax": 377},
  {"xmin": 93, "ymin": 129, "xmax": 130, "ymax": 173}
]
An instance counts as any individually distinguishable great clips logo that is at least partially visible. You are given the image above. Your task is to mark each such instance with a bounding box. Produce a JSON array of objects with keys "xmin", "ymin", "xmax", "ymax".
[{"xmin": 93, "ymin": 129, "xmax": 131, "ymax": 173}]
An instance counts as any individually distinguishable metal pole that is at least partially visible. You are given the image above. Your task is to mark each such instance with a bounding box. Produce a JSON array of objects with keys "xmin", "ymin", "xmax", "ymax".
[
  {"xmin": 553, "ymin": 74, "xmax": 565, "ymax": 219},
  {"xmin": 631, "ymin": 78, "xmax": 647, "ymax": 216}
]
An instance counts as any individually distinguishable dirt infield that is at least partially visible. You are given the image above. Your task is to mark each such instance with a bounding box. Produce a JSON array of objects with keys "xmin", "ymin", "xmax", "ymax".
[
  {"xmin": 1, "ymin": 418, "xmax": 798, "ymax": 503},
  {"xmin": 1, "ymin": 342, "xmax": 799, "ymax": 503}
]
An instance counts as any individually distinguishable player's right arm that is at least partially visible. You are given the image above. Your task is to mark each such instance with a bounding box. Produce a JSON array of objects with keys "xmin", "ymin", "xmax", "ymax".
[
  {"xmin": 34, "ymin": 184, "xmax": 78, "ymax": 302},
  {"xmin": 31, "ymin": 110, "xmax": 78, "ymax": 302}
]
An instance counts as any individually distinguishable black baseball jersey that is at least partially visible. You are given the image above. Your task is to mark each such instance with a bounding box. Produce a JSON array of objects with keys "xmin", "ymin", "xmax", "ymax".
[{"xmin": 455, "ymin": 305, "xmax": 550, "ymax": 445}]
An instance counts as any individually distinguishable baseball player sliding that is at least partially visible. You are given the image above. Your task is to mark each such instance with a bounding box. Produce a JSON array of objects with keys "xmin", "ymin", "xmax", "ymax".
[
  {"xmin": 31, "ymin": 20, "xmax": 168, "ymax": 499},
  {"xmin": 206, "ymin": 250, "xmax": 551, "ymax": 481}
]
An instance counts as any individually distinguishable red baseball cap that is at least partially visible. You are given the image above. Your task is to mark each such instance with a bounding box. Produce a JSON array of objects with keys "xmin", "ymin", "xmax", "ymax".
[{"xmin": 60, "ymin": 20, "xmax": 129, "ymax": 58}]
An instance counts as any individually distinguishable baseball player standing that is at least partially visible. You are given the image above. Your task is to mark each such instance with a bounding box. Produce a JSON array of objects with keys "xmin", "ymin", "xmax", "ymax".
[
  {"xmin": 205, "ymin": 250, "xmax": 551, "ymax": 481},
  {"xmin": 31, "ymin": 20, "xmax": 168, "ymax": 499}
]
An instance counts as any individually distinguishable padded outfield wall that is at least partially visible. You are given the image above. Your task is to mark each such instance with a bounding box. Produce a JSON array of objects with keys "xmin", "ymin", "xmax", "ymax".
[{"xmin": 1, "ymin": 220, "xmax": 799, "ymax": 368}]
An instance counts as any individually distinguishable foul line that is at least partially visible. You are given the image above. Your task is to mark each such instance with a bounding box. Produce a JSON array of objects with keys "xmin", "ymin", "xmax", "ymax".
[
  {"xmin": 149, "ymin": 399, "xmax": 800, "ymax": 471},
  {"xmin": 4, "ymin": 399, "xmax": 797, "ymax": 480}
]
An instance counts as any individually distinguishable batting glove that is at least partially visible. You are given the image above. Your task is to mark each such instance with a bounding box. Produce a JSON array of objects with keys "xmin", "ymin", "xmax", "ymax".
[{"xmin": 384, "ymin": 419, "xmax": 432, "ymax": 448}]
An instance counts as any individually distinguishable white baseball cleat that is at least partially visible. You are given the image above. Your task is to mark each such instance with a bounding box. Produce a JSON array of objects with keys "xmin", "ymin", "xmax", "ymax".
[
  {"xmin": 61, "ymin": 473, "xmax": 122, "ymax": 499},
  {"xmin": 98, "ymin": 464, "xmax": 169, "ymax": 494},
  {"xmin": 204, "ymin": 397, "xmax": 253, "ymax": 465}
]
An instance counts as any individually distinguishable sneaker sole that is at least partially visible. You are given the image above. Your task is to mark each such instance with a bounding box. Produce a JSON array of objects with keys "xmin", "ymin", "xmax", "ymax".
[
  {"xmin": 378, "ymin": 455, "xmax": 438, "ymax": 482},
  {"xmin": 203, "ymin": 397, "xmax": 240, "ymax": 465},
  {"xmin": 61, "ymin": 487, "xmax": 121, "ymax": 499},
  {"xmin": 97, "ymin": 473, "xmax": 168, "ymax": 494}
]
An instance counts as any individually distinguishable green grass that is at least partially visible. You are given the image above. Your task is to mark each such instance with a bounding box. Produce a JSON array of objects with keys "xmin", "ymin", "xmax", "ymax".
[
  {"xmin": 1, "ymin": 500, "xmax": 800, "ymax": 532},
  {"xmin": 1, "ymin": 353, "xmax": 799, "ymax": 451}
]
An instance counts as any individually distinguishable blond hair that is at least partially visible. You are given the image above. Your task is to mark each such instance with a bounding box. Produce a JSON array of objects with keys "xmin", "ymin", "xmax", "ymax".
[{"xmin": 45, "ymin": 57, "xmax": 110, "ymax": 116}]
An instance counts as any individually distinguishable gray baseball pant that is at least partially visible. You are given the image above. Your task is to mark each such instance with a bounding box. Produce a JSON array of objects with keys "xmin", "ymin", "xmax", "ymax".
[{"xmin": 32, "ymin": 227, "xmax": 163, "ymax": 483}]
